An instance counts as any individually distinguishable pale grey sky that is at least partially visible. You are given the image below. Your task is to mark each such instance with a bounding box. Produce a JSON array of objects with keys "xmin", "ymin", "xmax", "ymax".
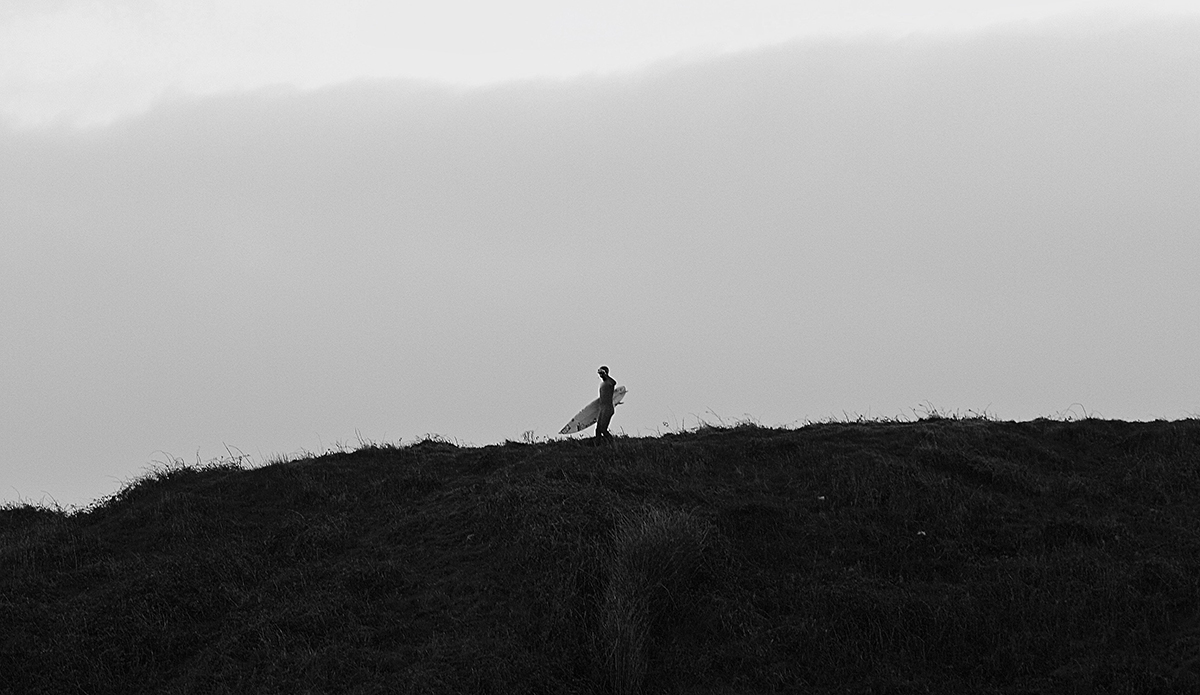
[
  {"xmin": 4, "ymin": 1, "xmax": 1197, "ymax": 126},
  {"xmin": 2, "ymin": 3, "xmax": 1198, "ymax": 506}
]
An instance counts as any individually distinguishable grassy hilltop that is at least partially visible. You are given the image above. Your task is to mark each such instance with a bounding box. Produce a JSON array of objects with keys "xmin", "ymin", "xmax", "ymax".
[{"xmin": 3, "ymin": 417, "xmax": 1200, "ymax": 694}]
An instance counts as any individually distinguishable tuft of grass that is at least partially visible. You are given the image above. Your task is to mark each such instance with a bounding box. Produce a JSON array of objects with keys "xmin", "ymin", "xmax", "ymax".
[{"xmin": 597, "ymin": 505, "xmax": 710, "ymax": 695}]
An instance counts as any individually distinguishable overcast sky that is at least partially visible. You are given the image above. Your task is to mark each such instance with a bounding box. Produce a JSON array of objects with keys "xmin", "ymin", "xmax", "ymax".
[{"xmin": 3, "ymin": 1, "xmax": 1199, "ymax": 507}]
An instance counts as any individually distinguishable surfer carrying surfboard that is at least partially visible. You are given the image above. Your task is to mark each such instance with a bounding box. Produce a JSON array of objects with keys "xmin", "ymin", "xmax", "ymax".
[
  {"xmin": 596, "ymin": 366, "xmax": 616, "ymax": 443},
  {"xmin": 558, "ymin": 370, "xmax": 627, "ymax": 437}
]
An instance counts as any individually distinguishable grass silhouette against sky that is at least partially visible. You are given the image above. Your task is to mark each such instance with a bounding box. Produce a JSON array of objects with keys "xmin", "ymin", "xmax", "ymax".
[{"xmin": 4, "ymin": 417, "xmax": 1200, "ymax": 693}]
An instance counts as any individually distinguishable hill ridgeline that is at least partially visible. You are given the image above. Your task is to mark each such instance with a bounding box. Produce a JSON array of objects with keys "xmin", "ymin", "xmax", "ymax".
[{"xmin": 3, "ymin": 418, "xmax": 1200, "ymax": 694}]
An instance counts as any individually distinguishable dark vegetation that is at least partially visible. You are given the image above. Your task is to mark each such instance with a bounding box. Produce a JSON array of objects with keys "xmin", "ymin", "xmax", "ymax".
[{"xmin": 3, "ymin": 417, "xmax": 1200, "ymax": 694}]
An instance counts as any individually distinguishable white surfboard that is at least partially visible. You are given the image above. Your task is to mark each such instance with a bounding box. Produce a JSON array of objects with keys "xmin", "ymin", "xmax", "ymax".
[{"xmin": 559, "ymin": 385, "xmax": 627, "ymax": 435}]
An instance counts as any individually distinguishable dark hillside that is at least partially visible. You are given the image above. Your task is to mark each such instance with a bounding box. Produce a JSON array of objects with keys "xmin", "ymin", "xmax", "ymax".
[{"xmin": 3, "ymin": 418, "xmax": 1200, "ymax": 694}]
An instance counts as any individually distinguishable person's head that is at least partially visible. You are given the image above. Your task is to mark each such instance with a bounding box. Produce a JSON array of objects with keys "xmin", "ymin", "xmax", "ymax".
[{"xmin": 598, "ymin": 365, "xmax": 609, "ymax": 377}]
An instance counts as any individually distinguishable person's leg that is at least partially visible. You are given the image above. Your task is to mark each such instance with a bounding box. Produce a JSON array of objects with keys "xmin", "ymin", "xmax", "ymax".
[{"xmin": 597, "ymin": 408, "xmax": 613, "ymax": 442}]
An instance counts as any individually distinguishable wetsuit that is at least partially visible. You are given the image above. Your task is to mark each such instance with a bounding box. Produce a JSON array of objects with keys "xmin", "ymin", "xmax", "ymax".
[{"xmin": 596, "ymin": 369, "xmax": 616, "ymax": 442}]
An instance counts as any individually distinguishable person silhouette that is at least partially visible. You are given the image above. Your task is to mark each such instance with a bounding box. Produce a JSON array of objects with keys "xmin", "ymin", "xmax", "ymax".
[{"xmin": 595, "ymin": 366, "xmax": 616, "ymax": 444}]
